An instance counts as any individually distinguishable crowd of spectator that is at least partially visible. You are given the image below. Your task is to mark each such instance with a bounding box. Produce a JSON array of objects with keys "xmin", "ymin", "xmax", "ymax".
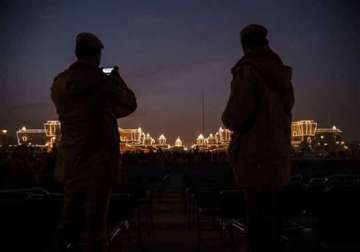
[{"xmin": 0, "ymin": 145, "xmax": 359, "ymax": 190}]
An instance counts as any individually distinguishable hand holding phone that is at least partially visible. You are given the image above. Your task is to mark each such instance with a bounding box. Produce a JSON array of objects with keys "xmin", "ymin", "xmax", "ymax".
[
  {"xmin": 102, "ymin": 65, "xmax": 119, "ymax": 74},
  {"xmin": 102, "ymin": 67, "xmax": 114, "ymax": 75}
]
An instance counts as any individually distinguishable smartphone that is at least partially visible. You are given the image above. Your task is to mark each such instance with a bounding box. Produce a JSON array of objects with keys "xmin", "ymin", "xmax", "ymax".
[{"xmin": 102, "ymin": 67, "xmax": 114, "ymax": 75}]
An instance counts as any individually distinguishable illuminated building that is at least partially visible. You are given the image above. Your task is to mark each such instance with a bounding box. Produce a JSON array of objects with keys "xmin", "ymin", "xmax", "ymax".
[
  {"xmin": 171, "ymin": 136, "xmax": 186, "ymax": 151},
  {"xmin": 157, "ymin": 134, "xmax": 170, "ymax": 150},
  {"xmin": 291, "ymin": 120, "xmax": 349, "ymax": 156},
  {"xmin": 193, "ymin": 127, "xmax": 233, "ymax": 151},
  {"xmin": 119, "ymin": 127, "xmax": 144, "ymax": 145},
  {"xmin": 119, "ymin": 127, "xmax": 147, "ymax": 153},
  {"xmin": 16, "ymin": 126, "xmax": 48, "ymax": 147},
  {"xmin": 44, "ymin": 120, "xmax": 61, "ymax": 138},
  {"xmin": 196, "ymin": 134, "xmax": 205, "ymax": 146},
  {"xmin": 119, "ymin": 128, "xmax": 171, "ymax": 152},
  {"xmin": 313, "ymin": 125, "xmax": 348, "ymax": 155},
  {"xmin": 44, "ymin": 120, "xmax": 61, "ymax": 148},
  {"xmin": 175, "ymin": 137, "xmax": 183, "ymax": 147},
  {"xmin": 157, "ymin": 134, "xmax": 168, "ymax": 148},
  {"xmin": 291, "ymin": 120, "xmax": 317, "ymax": 148},
  {"xmin": 16, "ymin": 121, "xmax": 62, "ymax": 149},
  {"xmin": 144, "ymin": 133, "xmax": 155, "ymax": 146},
  {"xmin": 12, "ymin": 119, "xmax": 350, "ymax": 156},
  {"xmin": 205, "ymin": 133, "xmax": 217, "ymax": 147},
  {"xmin": 217, "ymin": 127, "xmax": 232, "ymax": 144}
]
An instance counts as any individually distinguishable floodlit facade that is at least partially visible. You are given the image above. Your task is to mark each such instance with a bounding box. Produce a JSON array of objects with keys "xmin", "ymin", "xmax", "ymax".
[
  {"xmin": 170, "ymin": 136, "xmax": 186, "ymax": 151},
  {"xmin": 217, "ymin": 126, "xmax": 232, "ymax": 144},
  {"xmin": 44, "ymin": 120, "xmax": 61, "ymax": 138},
  {"xmin": 196, "ymin": 134, "xmax": 205, "ymax": 146},
  {"xmin": 144, "ymin": 133, "xmax": 156, "ymax": 146},
  {"xmin": 205, "ymin": 133, "xmax": 217, "ymax": 147},
  {"xmin": 313, "ymin": 125, "xmax": 348, "ymax": 154},
  {"xmin": 175, "ymin": 137, "xmax": 183, "ymax": 147},
  {"xmin": 119, "ymin": 127, "xmax": 149, "ymax": 152},
  {"xmin": 119, "ymin": 127, "xmax": 145, "ymax": 145},
  {"xmin": 193, "ymin": 127, "xmax": 233, "ymax": 151},
  {"xmin": 291, "ymin": 120, "xmax": 349, "ymax": 156},
  {"xmin": 16, "ymin": 120, "xmax": 62, "ymax": 148},
  {"xmin": 158, "ymin": 134, "xmax": 167, "ymax": 146},
  {"xmin": 17, "ymin": 127, "xmax": 48, "ymax": 147},
  {"xmin": 119, "ymin": 128, "xmax": 172, "ymax": 152},
  {"xmin": 12, "ymin": 119, "xmax": 349, "ymax": 155},
  {"xmin": 291, "ymin": 120, "xmax": 317, "ymax": 148}
]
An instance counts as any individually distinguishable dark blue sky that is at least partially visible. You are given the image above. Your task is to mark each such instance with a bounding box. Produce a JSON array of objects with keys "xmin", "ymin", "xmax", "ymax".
[{"xmin": 1, "ymin": 0, "xmax": 359, "ymax": 144}]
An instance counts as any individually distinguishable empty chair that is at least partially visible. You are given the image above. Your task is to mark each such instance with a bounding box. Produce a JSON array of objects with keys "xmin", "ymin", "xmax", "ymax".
[{"xmin": 218, "ymin": 189, "xmax": 246, "ymax": 246}]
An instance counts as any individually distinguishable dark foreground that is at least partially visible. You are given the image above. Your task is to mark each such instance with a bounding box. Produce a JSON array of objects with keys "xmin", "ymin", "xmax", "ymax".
[
  {"xmin": 1, "ymin": 169, "xmax": 360, "ymax": 251},
  {"xmin": 1, "ymin": 149, "xmax": 360, "ymax": 251}
]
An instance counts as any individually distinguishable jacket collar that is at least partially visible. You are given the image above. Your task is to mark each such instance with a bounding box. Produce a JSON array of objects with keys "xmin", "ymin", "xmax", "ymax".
[
  {"xmin": 70, "ymin": 59, "xmax": 99, "ymax": 69},
  {"xmin": 231, "ymin": 46, "xmax": 282, "ymax": 74}
]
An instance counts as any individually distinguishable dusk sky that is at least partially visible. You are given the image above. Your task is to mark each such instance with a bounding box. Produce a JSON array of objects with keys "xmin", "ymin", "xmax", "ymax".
[{"xmin": 1, "ymin": 0, "xmax": 359, "ymax": 144}]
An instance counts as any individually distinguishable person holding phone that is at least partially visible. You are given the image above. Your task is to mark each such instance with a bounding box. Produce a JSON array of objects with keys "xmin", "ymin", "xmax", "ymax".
[{"xmin": 50, "ymin": 32, "xmax": 137, "ymax": 252}]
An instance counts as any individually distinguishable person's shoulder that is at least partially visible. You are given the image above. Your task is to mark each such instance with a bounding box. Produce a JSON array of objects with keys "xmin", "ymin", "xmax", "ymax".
[
  {"xmin": 231, "ymin": 60, "xmax": 257, "ymax": 78},
  {"xmin": 53, "ymin": 69, "xmax": 68, "ymax": 82},
  {"xmin": 283, "ymin": 65, "xmax": 292, "ymax": 75},
  {"xmin": 53, "ymin": 62, "xmax": 78, "ymax": 83},
  {"xmin": 65, "ymin": 62, "xmax": 104, "ymax": 82}
]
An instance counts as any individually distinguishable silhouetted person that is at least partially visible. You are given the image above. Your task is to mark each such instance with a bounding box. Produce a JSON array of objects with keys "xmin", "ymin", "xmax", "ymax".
[
  {"xmin": 222, "ymin": 24, "xmax": 294, "ymax": 252},
  {"xmin": 51, "ymin": 33, "xmax": 137, "ymax": 252}
]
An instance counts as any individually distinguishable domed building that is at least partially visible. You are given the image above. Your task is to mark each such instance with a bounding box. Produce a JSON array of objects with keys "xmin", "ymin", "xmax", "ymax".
[
  {"xmin": 144, "ymin": 133, "xmax": 155, "ymax": 146},
  {"xmin": 192, "ymin": 126, "xmax": 233, "ymax": 151},
  {"xmin": 170, "ymin": 136, "xmax": 186, "ymax": 151},
  {"xmin": 157, "ymin": 134, "xmax": 170, "ymax": 150},
  {"xmin": 196, "ymin": 134, "xmax": 205, "ymax": 146},
  {"xmin": 158, "ymin": 134, "xmax": 167, "ymax": 146},
  {"xmin": 206, "ymin": 133, "xmax": 217, "ymax": 147},
  {"xmin": 175, "ymin": 137, "xmax": 183, "ymax": 147},
  {"xmin": 16, "ymin": 120, "xmax": 63, "ymax": 150}
]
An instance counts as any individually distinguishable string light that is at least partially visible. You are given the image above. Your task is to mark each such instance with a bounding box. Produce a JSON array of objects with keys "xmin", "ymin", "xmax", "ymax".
[{"xmin": 12, "ymin": 120, "xmax": 350, "ymax": 154}]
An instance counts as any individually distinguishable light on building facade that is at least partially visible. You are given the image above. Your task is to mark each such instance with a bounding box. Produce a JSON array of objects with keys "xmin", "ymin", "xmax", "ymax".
[
  {"xmin": 158, "ymin": 134, "xmax": 167, "ymax": 145},
  {"xmin": 144, "ymin": 133, "xmax": 155, "ymax": 146},
  {"xmin": 291, "ymin": 120, "xmax": 317, "ymax": 147},
  {"xmin": 197, "ymin": 134, "xmax": 204, "ymax": 140},
  {"xmin": 196, "ymin": 134, "xmax": 205, "ymax": 146},
  {"xmin": 207, "ymin": 133, "xmax": 216, "ymax": 146},
  {"xmin": 193, "ymin": 126, "xmax": 232, "ymax": 150},
  {"xmin": 175, "ymin": 137, "xmax": 183, "ymax": 147},
  {"xmin": 44, "ymin": 120, "xmax": 61, "ymax": 137}
]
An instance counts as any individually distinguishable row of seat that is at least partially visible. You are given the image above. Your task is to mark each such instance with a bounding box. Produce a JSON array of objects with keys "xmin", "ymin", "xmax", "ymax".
[
  {"xmin": 0, "ymin": 170, "xmax": 171, "ymax": 252},
  {"xmin": 184, "ymin": 174, "xmax": 360, "ymax": 251}
]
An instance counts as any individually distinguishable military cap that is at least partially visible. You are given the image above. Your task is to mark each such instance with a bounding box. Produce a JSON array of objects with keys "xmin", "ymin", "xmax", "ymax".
[
  {"xmin": 76, "ymin": 32, "xmax": 104, "ymax": 49},
  {"xmin": 240, "ymin": 24, "xmax": 268, "ymax": 39}
]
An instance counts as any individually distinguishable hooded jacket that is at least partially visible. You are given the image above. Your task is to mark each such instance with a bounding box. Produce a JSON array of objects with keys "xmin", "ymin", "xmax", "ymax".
[
  {"xmin": 222, "ymin": 46, "xmax": 294, "ymax": 189},
  {"xmin": 51, "ymin": 60, "xmax": 137, "ymax": 188}
]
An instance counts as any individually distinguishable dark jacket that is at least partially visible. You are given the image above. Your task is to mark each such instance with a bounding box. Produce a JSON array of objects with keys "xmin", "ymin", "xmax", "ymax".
[
  {"xmin": 222, "ymin": 46, "xmax": 294, "ymax": 189},
  {"xmin": 51, "ymin": 60, "xmax": 137, "ymax": 188}
]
